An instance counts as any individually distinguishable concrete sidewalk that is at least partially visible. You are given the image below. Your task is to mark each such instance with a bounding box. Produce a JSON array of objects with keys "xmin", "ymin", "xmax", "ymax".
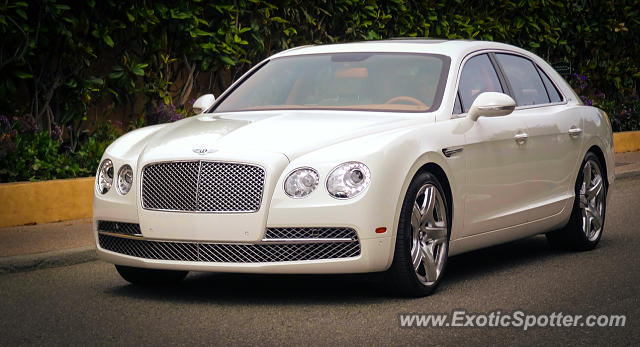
[
  {"xmin": 2, "ymin": 152, "xmax": 639, "ymax": 274},
  {"xmin": 0, "ymin": 219, "xmax": 95, "ymax": 273}
]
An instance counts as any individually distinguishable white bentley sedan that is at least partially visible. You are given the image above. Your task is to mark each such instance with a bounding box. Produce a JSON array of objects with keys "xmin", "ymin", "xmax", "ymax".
[{"xmin": 94, "ymin": 39, "xmax": 614, "ymax": 296}]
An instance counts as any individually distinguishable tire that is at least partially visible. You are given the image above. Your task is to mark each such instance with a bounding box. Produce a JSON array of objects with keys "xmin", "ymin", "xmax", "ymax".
[
  {"xmin": 547, "ymin": 152, "xmax": 607, "ymax": 251},
  {"xmin": 386, "ymin": 171, "xmax": 451, "ymax": 297},
  {"xmin": 115, "ymin": 265, "xmax": 188, "ymax": 285}
]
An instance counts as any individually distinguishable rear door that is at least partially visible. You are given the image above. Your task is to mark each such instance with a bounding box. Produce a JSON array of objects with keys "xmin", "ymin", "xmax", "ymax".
[{"xmin": 493, "ymin": 53, "xmax": 583, "ymax": 221}]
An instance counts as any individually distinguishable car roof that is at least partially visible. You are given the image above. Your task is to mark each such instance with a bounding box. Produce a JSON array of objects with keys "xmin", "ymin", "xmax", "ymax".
[{"xmin": 271, "ymin": 39, "xmax": 528, "ymax": 59}]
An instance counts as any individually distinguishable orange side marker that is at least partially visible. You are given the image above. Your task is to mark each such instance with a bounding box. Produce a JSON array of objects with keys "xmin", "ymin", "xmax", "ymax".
[{"xmin": 375, "ymin": 227, "xmax": 387, "ymax": 234}]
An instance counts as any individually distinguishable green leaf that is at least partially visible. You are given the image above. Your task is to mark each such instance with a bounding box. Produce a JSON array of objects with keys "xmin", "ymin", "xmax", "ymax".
[
  {"xmin": 108, "ymin": 71, "xmax": 124, "ymax": 79},
  {"xmin": 16, "ymin": 9, "xmax": 27, "ymax": 20},
  {"xmin": 219, "ymin": 55, "xmax": 235, "ymax": 66},
  {"xmin": 191, "ymin": 28, "xmax": 213, "ymax": 37},
  {"xmin": 103, "ymin": 34, "xmax": 114, "ymax": 47},
  {"xmin": 130, "ymin": 64, "xmax": 147, "ymax": 76},
  {"xmin": 14, "ymin": 71, "xmax": 33, "ymax": 79}
]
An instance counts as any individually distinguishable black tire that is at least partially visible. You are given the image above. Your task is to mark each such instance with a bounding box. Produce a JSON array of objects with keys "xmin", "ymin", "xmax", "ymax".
[
  {"xmin": 115, "ymin": 265, "xmax": 188, "ymax": 285},
  {"xmin": 385, "ymin": 171, "xmax": 451, "ymax": 297},
  {"xmin": 546, "ymin": 152, "xmax": 607, "ymax": 251}
]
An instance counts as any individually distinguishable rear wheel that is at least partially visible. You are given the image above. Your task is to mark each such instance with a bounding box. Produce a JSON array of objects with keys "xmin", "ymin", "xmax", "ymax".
[
  {"xmin": 386, "ymin": 171, "xmax": 450, "ymax": 297},
  {"xmin": 547, "ymin": 152, "xmax": 606, "ymax": 251},
  {"xmin": 115, "ymin": 265, "xmax": 188, "ymax": 285}
]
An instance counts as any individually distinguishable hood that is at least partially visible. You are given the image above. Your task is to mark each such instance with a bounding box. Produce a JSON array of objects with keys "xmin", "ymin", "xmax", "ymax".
[{"xmin": 141, "ymin": 110, "xmax": 425, "ymax": 160}]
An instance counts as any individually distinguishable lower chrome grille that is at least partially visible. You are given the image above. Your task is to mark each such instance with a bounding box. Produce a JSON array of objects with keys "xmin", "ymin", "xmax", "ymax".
[
  {"xmin": 97, "ymin": 221, "xmax": 141, "ymax": 235},
  {"xmin": 98, "ymin": 230, "xmax": 361, "ymax": 263},
  {"xmin": 265, "ymin": 227, "xmax": 358, "ymax": 239}
]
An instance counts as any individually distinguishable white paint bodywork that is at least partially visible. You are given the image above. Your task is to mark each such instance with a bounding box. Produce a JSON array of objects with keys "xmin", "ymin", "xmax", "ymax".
[{"xmin": 94, "ymin": 40, "xmax": 615, "ymax": 273}]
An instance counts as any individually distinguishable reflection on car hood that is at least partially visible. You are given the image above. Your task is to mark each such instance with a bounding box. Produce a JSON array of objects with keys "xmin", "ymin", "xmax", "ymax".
[{"xmin": 143, "ymin": 110, "xmax": 421, "ymax": 160}]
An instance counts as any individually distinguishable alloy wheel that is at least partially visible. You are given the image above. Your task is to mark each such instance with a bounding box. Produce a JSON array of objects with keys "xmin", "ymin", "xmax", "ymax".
[
  {"xmin": 579, "ymin": 159, "xmax": 605, "ymax": 242},
  {"xmin": 410, "ymin": 183, "xmax": 448, "ymax": 285}
]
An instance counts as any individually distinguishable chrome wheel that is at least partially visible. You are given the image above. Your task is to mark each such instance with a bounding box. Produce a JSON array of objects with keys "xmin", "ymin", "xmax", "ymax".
[
  {"xmin": 410, "ymin": 183, "xmax": 448, "ymax": 285},
  {"xmin": 579, "ymin": 159, "xmax": 605, "ymax": 242}
]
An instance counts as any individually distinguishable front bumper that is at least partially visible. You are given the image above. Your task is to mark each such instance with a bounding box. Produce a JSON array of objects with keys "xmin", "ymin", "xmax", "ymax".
[{"xmin": 96, "ymin": 230, "xmax": 393, "ymax": 274}]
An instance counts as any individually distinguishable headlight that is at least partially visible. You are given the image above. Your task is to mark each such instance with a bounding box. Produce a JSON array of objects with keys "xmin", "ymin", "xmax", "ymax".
[
  {"xmin": 284, "ymin": 167, "xmax": 319, "ymax": 198},
  {"xmin": 96, "ymin": 159, "xmax": 114, "ymax": 194},
  {"xmin": 326, "ymin": 162, "xmax": 371, "ymax": 199},
  {"xmin": 116, "ymin": 164, "xmax": 133, "ymax": 195}
]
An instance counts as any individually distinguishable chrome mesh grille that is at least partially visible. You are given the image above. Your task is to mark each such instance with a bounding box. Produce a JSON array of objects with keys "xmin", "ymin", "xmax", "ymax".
[
  {"xmin": 97, "ymin": 221, "xmax": 141, "ymax": 235},
  {"xmin": 265, "ymin": 227, "xmax": 358, "ymax": 239},
  {"xmin": 141, "ymin": 161, "xmax": 265, "ymax": 212},
  {"xmin": 98, "ymin": 233, "xmax": 361, "ymax": 263}
]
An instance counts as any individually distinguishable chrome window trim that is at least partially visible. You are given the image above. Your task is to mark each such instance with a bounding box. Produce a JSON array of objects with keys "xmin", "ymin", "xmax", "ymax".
[
  {"xmin": 490, "ymin": 50, "xmax": 567, "ymax": 104},
  {"xmin": 451, "ymin": 49, "xmax": 568, "ymax": 117}
]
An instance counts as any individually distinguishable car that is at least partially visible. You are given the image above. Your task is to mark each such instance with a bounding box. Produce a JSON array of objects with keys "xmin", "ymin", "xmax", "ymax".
[{"xmin": 93, "ymin": 39, "xmax": 614, "ymax": 296}]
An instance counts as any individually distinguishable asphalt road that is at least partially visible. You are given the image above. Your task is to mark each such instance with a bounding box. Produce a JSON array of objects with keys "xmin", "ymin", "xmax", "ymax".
[{"xmin": 2, "ymin": 177, "xmax": 640, "ymax": 346}]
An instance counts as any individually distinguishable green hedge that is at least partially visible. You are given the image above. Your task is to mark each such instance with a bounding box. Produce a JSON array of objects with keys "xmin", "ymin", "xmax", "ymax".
[{"xmin": 1, "ymin": 0, "xmax": 639, "ymax": 182}]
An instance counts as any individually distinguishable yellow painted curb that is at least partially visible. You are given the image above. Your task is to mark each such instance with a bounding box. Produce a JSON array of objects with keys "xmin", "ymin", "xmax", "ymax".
[
  {"xmin": 614, "ymin": 131, "xmax": 640, "ymax": 153},
  {"xmin": 0, "ymin": 177, "xmax": 94, "ymax": 228}
]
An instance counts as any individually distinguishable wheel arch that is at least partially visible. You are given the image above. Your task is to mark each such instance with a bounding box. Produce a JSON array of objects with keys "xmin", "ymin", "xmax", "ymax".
[
  {"xmin": 385, "ymin": 153, "xmax": 459, "ymax": 269},
  {"xmin": 586, "ymin": 144, "xmax": 609, "ymax": 190}
]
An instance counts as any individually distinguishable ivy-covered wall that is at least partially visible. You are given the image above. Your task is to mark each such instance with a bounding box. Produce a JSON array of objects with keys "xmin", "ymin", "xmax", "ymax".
[{"xmin": 0, "ymin": 0, "xmax": 638, "ymax": 182}]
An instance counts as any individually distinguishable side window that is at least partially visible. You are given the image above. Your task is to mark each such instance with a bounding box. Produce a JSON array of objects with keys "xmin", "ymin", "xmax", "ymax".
[
  {"xmin": 495, "ymin": 53, "xmax": 549, "ymax": 106},
  {"xmin": 458, "ymin": 54, "xmax": 503, "ymax": 113},
  {"xmin": 536, "ymin": 65, "xmax": 563, "ymax": 103},
  {"xmin": 453, "ymin": 92, "xmax": 462, "ymax": 114}
]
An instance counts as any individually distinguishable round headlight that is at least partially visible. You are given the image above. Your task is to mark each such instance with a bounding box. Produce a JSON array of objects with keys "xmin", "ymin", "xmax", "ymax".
[
  {"xmin": 284, "ymin": 167, "xmax": 319, "ymax": 198},
  {"xmin": 96, "ymin": 159, "xmax": 114, "ymax": 194},
  {"xmin": 117, "ymin": 164, "xmax": 133, "ymax": 195},
  {"xmin": 326, "ymin": 162, "xmax": 371, "ymax": 199}
]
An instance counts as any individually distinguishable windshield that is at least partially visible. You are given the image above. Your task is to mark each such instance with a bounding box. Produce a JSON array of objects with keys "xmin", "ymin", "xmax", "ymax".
[{"xmin": 214, "ymin": 52, "xmax": 450, "ymax": 113}]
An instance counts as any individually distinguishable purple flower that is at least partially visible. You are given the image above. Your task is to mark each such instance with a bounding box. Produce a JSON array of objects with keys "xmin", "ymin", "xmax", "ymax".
[
  {"xmin": 21, "ymin": 114, "xmax": 38, "ymax": 133},
  {"xmin": 580, "ymin": 95, "xmax": 593, "ymax": 106},
  {"xmin": 151, "ymin": 102, "xmax": 184, "ymax": 124},
  {"xmin": 51, "ymin": 124, "xmax": 63, "ymax": 143},
  {"xmin": 0, "ymin": 115, "xmax": 10, "ymax": 130}
]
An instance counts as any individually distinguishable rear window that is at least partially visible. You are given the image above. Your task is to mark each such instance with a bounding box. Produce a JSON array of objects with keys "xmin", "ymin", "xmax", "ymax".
[
  {"xmin": 536, "ymin": 65, "xmax": 563, "ymax": 103},
  {"xmin": 214, "ymin": 53, "xmax": 451, "ymax": 113},
  {"xmin": 495, "ymin": 53, "xmax": 549, "ymax": 106}
]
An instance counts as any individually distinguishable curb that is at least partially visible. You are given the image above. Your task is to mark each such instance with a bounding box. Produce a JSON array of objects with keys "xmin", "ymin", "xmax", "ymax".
[
  {"xmin": 613, "ymin": 130, "xmax": 640, "ymax": 153},
  {"xmin": 616, "ymin": 170, "xmax": 640, "ymax": 180},
  {"xmin": 0, "ymin": 246, "xmax": 97, "ymax": 275},
  {"xmin": 0, "ymin": 177, "xmax": 94, "ymax": 228}
]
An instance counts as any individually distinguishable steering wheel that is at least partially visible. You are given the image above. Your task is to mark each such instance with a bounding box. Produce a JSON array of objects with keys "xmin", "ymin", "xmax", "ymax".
[{"xmin": 384, "ymin": 96, "xmax": 428, "ymax": 108}]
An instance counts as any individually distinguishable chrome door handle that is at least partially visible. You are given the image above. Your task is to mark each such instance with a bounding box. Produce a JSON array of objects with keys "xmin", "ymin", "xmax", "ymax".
[
  {"xmin": 514, "ymin": 132, "xmax": 528, "ymax": 145},
  {"xmin": 568, "ymin": 127, "xmax": 583, "ymax": 137}
]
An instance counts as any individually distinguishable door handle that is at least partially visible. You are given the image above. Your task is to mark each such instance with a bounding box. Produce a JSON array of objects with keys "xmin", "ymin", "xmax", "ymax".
[
  {"xmin": 514, "ymin": 132, "xmax": 528, "ymax": 145},
  {"xmin": 568, "ymin": 126, "xmax": 583, "ymax": 137}
]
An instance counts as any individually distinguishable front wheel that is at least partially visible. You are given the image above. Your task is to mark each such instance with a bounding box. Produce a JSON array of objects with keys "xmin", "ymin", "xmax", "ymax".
[
  {"xmin": 386, "ymin": 171, "xmax": 450, "ymax": 297},
  {"xmin": 547, "ymin": 152, "xmax": 607, "ymax": 251},
  {"xmin": 115, "ymin": 265, "xmax": 189, "ymax": 285}
]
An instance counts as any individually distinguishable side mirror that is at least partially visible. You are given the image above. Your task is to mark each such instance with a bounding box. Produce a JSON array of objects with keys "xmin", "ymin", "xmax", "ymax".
[
  {"xmin": 192, "ymin": 94, "xmax": 216, "ymax": 114},
  {"xmin": 467, "ymin": 92, "xmax": 516, "ymax": 121}
]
